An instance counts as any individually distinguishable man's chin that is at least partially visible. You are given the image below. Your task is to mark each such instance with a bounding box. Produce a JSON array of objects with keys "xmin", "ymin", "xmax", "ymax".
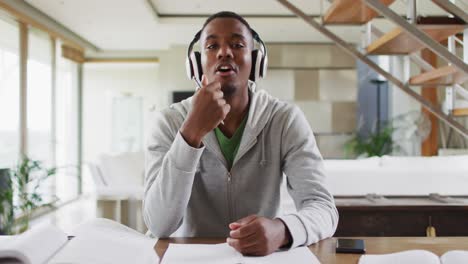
[{"xmin": 220, "ymin": 83, "xmax": 237, "ymax": 97}]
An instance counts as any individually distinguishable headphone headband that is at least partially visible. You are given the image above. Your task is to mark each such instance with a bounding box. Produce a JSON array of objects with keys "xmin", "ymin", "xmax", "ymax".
[{"xmin": 187, "ymin": 30, "xmax": 201, "ymax": 58}]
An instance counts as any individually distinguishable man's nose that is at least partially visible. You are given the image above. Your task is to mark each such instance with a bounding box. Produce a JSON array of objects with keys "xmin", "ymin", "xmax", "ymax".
[{"xmin": 217, "ymin": 45, "xmax": 233, "ymax": 59}]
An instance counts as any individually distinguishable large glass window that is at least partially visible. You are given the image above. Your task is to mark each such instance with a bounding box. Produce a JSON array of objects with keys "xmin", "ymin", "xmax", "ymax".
[
  {"xmin": 27, "ymin": 27, "xmax": 52, "ymax": 164},
  {"xmin": 55, "ymin": 44, "xmax": 79, "ymax": 201},
  {"xmin": 26, "ymin": 27, "xmax": 54, "ymax": 203},
  {"xmin": 0, "ymin": 11, "xmax": 82, "ymax": 223},
  {"xmin": 0, "ymin": 15, "xmax": 19, "ymax": 168}
]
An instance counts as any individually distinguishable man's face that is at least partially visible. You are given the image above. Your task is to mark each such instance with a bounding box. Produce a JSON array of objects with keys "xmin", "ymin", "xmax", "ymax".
[{"xmin": 200, "ymin": 18, "xmax": 253, "ymax": 97}]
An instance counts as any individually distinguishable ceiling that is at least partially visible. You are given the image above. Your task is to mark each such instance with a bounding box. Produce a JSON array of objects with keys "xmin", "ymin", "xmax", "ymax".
[{"xmin": 24, "ymin": 0, "xmax": 453, "ymax": 51}]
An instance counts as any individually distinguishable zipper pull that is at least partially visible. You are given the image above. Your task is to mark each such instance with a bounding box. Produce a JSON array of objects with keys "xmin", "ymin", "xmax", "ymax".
[{"xmin": 227, "ymin": 172, "xmax": 231, "ymax": 182}]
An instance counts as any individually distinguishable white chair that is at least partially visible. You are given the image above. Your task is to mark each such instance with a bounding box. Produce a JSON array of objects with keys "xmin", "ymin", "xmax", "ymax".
[{"xmin": 88, "ymin": 152, "xmax": 146, "ymax": 233}]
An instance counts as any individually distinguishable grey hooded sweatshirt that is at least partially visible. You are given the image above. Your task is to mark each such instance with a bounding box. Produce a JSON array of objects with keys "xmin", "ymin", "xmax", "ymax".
[{"xmin": 144, "ymin": 83, "xmax": 338, "ymax": 248}]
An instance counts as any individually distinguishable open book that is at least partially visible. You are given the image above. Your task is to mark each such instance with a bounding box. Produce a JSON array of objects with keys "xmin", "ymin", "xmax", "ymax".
[
  {"xmin": 0, "ymin": 218, "xmax": 158, "ymax": 264},
  {"xmin": 359, "ymin": 250, "xmax": 468, "ymax": 264},
  {"xmin": 161, "ymin": 242, "xmax": 321, "ymax": 264}
]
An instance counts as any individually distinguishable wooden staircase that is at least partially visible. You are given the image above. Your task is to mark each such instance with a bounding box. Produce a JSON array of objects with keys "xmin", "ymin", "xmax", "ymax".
[
  {"xmin": 453, "ymin": 108, "xmax": 468, "ymax": 116},
  {"xmin": 323, "ymin": 0, "xmax": 396, "ymax": 24},
  {"xmin": 366, "ymin": 23, "xmax": 465, "ymax": 55},
  {"xmin": 278, "ymin": 0, "xmax": 468, "ymax": 138},
  {"xmin": 323, "ymin": 0, "xmax": 468, "ymax": 119},
  {"xmin": 410, "ymin": 65, "xmax": 468, "ymax": 86}
]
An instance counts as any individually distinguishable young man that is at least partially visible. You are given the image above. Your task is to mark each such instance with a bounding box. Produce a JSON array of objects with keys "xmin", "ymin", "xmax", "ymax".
[{"xmin": 144, "ymin": 11, "xmax": 338, "ymax": 256}]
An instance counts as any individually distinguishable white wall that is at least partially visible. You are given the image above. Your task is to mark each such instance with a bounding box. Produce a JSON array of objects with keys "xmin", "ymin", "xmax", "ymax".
[{"xmin": 83, "ymin": 63, "xmax": 160, "ymax": 162}]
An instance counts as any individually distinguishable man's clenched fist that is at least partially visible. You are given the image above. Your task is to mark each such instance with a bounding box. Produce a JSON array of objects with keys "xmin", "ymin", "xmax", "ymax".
[
  {"xmin": 227, "ymin": 215, "xmax": 291, "ymax": 256},
  {"xmin": 180, "ymin": 75, "xmax": 231, "ymax": 147}
]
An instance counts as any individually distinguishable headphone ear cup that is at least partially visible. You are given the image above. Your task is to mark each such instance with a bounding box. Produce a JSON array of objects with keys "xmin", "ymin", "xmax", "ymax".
[
  {"xmin": 188, "ymin": 51, "xmax": 203, "ymax": 83},
  {"xmin": 186, "ymin": 54, "xmax": 194, "ymax": 80},
  {"xmin": 250, "ymin": 50, "xmax": 259, "ymax": 82},
  {"xmin": 193, "ymin": 52, "xmax": 203, "ymax": 83},
  {"xmin": 260, "ymin": 51, "xmax": 267, "ymax": 78}
]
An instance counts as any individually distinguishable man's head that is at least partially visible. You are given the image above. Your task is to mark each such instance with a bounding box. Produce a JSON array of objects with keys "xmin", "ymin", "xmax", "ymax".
[{"xmin": 199, "ymin": 11, "xmax": 254, "ymax": 97}]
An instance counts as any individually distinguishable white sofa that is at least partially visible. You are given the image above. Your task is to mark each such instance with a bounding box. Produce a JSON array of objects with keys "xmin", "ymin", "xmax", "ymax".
[{"xmin": 323, "ymin": 155, "xmax": 468, "ymax": 196}]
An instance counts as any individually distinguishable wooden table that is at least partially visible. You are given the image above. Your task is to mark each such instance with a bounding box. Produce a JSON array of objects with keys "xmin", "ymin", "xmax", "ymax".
[{"xmin": 155, "ymin": 237, "xmax": 468, "ymax": 263}]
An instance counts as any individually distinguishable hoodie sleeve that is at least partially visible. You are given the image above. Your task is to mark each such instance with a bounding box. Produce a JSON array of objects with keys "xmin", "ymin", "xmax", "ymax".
[
  {"xmin": 276, "ymin": 105, "xmax": 339, "ymax": 249},
  {"xmin": 143, "ymin": 110, "xmax": 205, "ymax": 237}
]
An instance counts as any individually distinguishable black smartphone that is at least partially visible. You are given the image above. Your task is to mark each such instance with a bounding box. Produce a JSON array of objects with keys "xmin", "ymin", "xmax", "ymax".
[{"xmin": 335, "ymin": 238, "xmax": 366, "ymax": 254}]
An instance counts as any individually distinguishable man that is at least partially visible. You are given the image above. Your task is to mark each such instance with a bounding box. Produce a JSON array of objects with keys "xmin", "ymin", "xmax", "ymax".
[{"xmin": 144, "ymin": 11, "xmax": 338, "ymax": 256}]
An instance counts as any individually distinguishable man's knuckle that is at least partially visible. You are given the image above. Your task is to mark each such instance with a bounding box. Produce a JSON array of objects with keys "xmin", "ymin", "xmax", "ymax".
[
  {"xmin": 230, "ymin": 240, "xmax": 237, "ymax": 248},
  {"xmin": 238, "ymin": 240, "xmax": 246, "ymax": 248},
  {"xmin": 257, "ymin": 224, "xmax": 266, "ymax": 233}
]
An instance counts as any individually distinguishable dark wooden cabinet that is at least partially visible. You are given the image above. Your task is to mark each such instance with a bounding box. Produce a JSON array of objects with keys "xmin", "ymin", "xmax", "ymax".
[{"xmin": 334, "ymin": 197, "xmax": 468, "ymax": 237}]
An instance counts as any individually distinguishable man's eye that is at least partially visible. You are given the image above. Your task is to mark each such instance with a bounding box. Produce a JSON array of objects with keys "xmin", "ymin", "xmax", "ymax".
[
  {"xmin": 206, "ymin": 44, "xmax": 217, "ymax": 49},
  {"xmin": 234, "ymin": 43, "xmax": 245, "ymax": 48}
]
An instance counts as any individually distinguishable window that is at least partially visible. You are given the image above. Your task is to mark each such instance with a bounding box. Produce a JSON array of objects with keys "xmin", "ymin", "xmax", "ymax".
[
  {"xmin": 55, "ymin": 45, "xmax": 79, "ymax": 201},
  {"xmin": 27, "ymin": 27, "xmax": 52, "ymax": 164},
  {"xmin": 25, "ymin": 27, "xmax": 54, "ymax": 203},
  {"xmin": 0, "ymin": 15, "xmax": 19, "ymax": 168},
  {"xmin": 0, "ymin": 9, "xmax": 82, "ymax": 221}
]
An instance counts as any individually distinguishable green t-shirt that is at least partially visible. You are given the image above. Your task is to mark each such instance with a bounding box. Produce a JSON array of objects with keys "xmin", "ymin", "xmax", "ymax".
[{"xmin": 214, "ymin": 115, "xmax": 248, "ymax": 170}]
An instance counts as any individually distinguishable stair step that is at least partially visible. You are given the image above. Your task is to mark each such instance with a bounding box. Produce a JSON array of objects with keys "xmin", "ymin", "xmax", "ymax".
[
  {"xmin": 453, "ymin": 108, "xmax": 468, "ymax": 116},
  {"xmin": 410, "ymin": 65, "xmax": 468, "ymax": 86},
  {"xmin": 323, "ymin": 0, "xmax": 396, "ymax": 25},
  {"xmin": 366, "ymin": 23, "xmax": 465, "ymax": 55}
]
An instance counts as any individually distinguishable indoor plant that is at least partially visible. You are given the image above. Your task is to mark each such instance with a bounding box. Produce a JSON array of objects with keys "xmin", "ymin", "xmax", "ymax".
[
  {"xmin": 0, "ymin": 168, "xmax": 13, "ymax": 235},
  {"xmin": 0, "ymin": 156, "xmax": 58, "ymax": 234},
  {"xmin": 345, "ymin": 125, "xmax": 394, "ymax": 158}
]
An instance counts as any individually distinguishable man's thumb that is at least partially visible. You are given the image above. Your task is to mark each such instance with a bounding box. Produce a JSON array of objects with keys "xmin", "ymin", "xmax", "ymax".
[{"xmin": 201, "ymin": 74, "xmax": 208, "ymax": 88}]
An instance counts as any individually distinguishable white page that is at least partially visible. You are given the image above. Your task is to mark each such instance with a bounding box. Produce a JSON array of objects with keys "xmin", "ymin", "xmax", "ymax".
[
  {"xmin": 0, "ymin": 236, "xmax": 16, "ymax": 249},
  {"xmin": 359, "ymin": 250, "xmax": 440, "ymax": 264},
  {"xmin": 48, "ymin": 218, "xmax": 158, "ymax": 264},
  {"xmin": 161, "ymin": 243, "xmax": 242, "ymax": 264},
  {"xmin": 0, "ymin": 223, "xmax": 67, "ymax": 264},
  {"xmin": 244, "ymin": 246, "xmax": 320, "ymax": 264},
  {"xmin": 441, "ymin": 250, "xmax": 468, "ymax": 264},
  {"xmin": 161, "ymin": 243, "xmax": 320, "ymax": 264}
]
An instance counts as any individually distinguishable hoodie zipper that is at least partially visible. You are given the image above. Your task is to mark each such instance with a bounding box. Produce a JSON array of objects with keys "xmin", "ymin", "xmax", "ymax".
[
  {"xmin": 227, "ymin": 170, "xmax": 233, "ymax": 223},
  {"xmin": 226, "ymin": 137, "xmax": 257, "ymax": 224}
]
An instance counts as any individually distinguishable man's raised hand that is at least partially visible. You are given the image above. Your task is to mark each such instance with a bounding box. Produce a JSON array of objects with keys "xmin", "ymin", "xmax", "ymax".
[{"xmin": 180, "ymin": 75, "xmax": 230, "ymax": 147}]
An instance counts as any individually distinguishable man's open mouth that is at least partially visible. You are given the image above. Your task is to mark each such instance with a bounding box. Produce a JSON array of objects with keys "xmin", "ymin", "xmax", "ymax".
[{"xmin": 215, "ymin": 63, "xmax": 236, "ymax": 76}]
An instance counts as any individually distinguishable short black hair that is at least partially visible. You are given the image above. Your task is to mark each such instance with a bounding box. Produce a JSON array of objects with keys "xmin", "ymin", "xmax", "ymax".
[{"xmin": 201, "ymin": 11, "xmax": 254, "ymax": 37}]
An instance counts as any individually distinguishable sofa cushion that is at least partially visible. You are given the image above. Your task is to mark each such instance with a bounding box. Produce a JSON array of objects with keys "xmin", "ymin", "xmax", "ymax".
[
  {"xmin": 380, "ymin": 155, "xmax": 468, "ymax": 170},
  {"xmin": 99, "ymin": 152, "xmax": 144, "ymax": 187},
  {"xmin": 324, "ymin": 157, "xmax": 381, "ymax": 170},
  {"xmin": 325, "ymin": 166, "xmax": 468, "ymax": 196}
]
